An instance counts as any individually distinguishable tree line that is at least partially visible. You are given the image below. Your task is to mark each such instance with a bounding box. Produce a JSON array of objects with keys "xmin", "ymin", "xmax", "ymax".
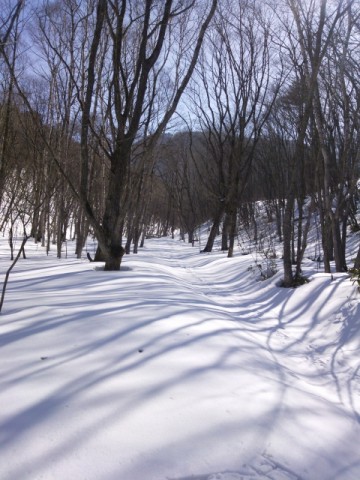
[{"xmin": 0, "ymin": 0, "xmax": 359, "ymax": 286}]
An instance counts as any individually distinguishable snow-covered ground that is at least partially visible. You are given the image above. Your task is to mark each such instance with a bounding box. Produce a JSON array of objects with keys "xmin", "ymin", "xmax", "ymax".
[{"xmin": 0, "ymin": 235, "xmax": 359, "ymax": 480}]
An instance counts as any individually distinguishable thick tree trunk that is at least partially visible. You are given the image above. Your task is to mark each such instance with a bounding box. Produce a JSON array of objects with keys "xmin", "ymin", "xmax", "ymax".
[
  {"xmin": 98, "ymin": 144, "xmax": 130, "ymax": 269},
  {"xmin": 201, "ymin": 208, "xmax": 224, "ymax": 253},
  {"xmin": 125, "ymin": 235, "xmax": 132, "ymax": 255},
  {"xmin": 133, "ymin": 223, "xmax": 143, "ymax": 253},
  {"xmin": 188, "ymin": 229, "xmax": 194, "ymax": 245},
  {"xmin": 103, "ymin": 245, "xmax": 125, "ymax": 271},
  {"xmin": 75, "ymin": 213, "xmax": 89, "ymax": 259},
  {"xmin": 331, "ymin": 219, "xmax": 345, "ymax": 271}
]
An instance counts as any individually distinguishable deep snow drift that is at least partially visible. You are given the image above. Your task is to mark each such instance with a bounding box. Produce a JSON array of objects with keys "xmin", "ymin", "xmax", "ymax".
[{"xmin": 0, "ymin": 236, "xmax": 359, "ymax": 480}]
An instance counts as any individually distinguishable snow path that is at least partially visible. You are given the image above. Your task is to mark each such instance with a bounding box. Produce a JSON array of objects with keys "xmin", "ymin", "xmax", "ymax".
[{"xmin": 0, "ymin": 237, "xmax": 359, "ymax": 480}]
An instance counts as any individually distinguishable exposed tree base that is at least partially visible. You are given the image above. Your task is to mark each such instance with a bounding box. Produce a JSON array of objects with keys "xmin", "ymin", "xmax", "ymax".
[
  {"xmin": 88, "ymin": 245, "xmax": 126, "ymax": 270},
  {"xmin": 104, "ymin": 245, "xmax": 125, "ymax": 271},
  {"xmin": 280, "ymin": 274, "xmax": 310, "ymax": 288}
]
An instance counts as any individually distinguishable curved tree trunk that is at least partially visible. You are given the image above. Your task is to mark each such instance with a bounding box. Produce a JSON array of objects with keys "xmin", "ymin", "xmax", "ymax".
[{"xmin": 201, "ymin": 208, "xmax": 223, "ymax": 253}]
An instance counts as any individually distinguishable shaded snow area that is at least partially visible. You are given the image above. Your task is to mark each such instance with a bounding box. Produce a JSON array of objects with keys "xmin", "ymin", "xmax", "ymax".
[{"xmin": 0, "ymin": 237, "xmax": 359, "ymax": 480}]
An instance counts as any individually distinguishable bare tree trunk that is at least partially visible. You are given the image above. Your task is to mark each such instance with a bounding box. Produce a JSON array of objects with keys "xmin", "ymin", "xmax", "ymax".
[
  {"xmin": 0, "ymin": 235, "xmax": 29, "ymax": 314},
  {"xmin": 202, "ymin": 208, "xmax": 224, "ymax": 253},
  {"xmin": 283, "ymin": 193, "xmax": 295, "ymax": 286},
  {"xmin": 0, "ymin": 1, "xmax": 23, "ymax": 204},
  {"xmin": 295, "ymin": 198, "xmax": 315, "ymax": 279},
  {"xmin": 354, "ymin": 245, "xmax": 360, "ymax": 269},
  {"xmin": 227, "ymin": 208, "xmax": 237, "ymax": 258},
  {"xmin": 221, "ymin": 213, "xmax": 229, "ymax": 251},
  {"xmin": 313, "ymin": 88, "xmax": 346, "ymax": 272}
]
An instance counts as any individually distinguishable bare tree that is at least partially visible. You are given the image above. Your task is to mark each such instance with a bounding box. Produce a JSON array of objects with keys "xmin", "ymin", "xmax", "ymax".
[
  {"xmin": 28, "ymin": 0, "xmax": 217, "ymax": 270},
  {"xmin": 191, "ymin": 0, "xmax": 281, "ymax": 256},
  {"xmin": 0, "ymin": 1, "xmax": 24, "ymax": 203},
  {"xmin": 276, "ymin": 0, "xmax": 352, "ymax": 285}
]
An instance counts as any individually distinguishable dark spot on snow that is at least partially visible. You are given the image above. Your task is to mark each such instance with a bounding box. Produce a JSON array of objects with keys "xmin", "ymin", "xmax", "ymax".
[
  {"xmin": 138, "ymin": 349, "xmax": 143, "ymax": 353},
  {"xmin": 40, "ymin": 356, "xmax": 48, "ymax": 360}
]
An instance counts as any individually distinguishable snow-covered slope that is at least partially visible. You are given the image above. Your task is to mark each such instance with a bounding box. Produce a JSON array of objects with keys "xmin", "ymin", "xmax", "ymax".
[{"xmin": 0, "ymin": 237, "xmax": 359, "ymax": 480}]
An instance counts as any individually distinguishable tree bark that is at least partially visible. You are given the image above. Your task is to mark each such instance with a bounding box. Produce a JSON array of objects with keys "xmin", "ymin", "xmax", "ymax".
[{"xmin": 201, "ymin": 208, "xmax": 224, "ymax": 253}]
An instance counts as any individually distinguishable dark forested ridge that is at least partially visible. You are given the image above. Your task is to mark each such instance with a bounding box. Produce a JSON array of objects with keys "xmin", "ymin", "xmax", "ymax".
[{"xmin": 0, "ymin": 0, "xmax": 359, "ymax": 285}]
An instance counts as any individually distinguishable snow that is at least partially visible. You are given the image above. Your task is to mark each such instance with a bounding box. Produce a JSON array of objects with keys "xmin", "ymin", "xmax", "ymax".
[{"xmin": 0, "ymin": 236, "xmax": 359, "ymax": 480}]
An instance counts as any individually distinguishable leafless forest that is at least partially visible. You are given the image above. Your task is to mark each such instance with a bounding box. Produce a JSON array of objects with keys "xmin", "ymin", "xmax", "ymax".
[{"xmin": 1, "ymin": 0, "xmax": 360, "ymax": 286}]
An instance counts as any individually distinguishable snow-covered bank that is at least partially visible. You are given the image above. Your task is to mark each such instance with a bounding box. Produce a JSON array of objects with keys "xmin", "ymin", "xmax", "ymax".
[{"xmin": 0, "ymin": 237, "xmax": 359, "ymax": 480}]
